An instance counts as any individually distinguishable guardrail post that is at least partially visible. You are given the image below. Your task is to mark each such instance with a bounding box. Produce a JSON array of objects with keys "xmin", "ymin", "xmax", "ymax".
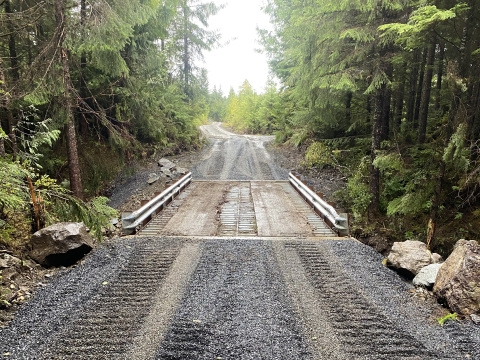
[{"xmin": 121, "ymin": 211, "xmax": 135, "ymax": 235}]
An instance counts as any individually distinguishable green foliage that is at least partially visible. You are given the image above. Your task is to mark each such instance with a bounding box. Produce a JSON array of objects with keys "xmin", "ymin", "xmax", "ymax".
[
  {"xmin": 287, "ymin": 130, "xmax": 309, "ymax": 147},
  {"xmin": 373, "ymin": 153, "xmax": 403, "ymax": 172},
  {"xmin": 379, "ymin": 4, "xmax": 468, "ymax": 49},
  {"xmin": 52, "ymin": 196, "xmax": 117, "ymax": 241},
  {"xmin": 437, "ymin": 312, "xmax": 458, "ymax": 326},
  {"xmin": 0, "ymin": 160, "xmax": 28, "ymax": 212},
  {"xmin": 378, "ymin": 148, "xmax": 438, "ymax": 217},
  {"xmin": 304, "ymin": 142, "xmax": 334, "ymax": 169},
  {"xmin": 443, "ymin": 123, "xmax": 469, "ymax": 173},
  {"xmin": 222, "ymin": 80, "xmax": 285, "ymax": 135},
  {"xmin": 344, "ymin": 157, "xmax": 372, "ymax": 220}
]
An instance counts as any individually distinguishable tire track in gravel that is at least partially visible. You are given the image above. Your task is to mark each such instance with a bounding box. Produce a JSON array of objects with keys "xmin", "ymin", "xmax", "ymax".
[
  {"xmin": 292, "ymin": 242, "xmax": 438, "ymax": 360},
  {"xmin": 0, "ymin": 243, "xmax": 136, "ymax": 359},
  {"xmin": 40, "ymin": 240, "xmax": 184, "ymax": 359},
  {"xmin": 127, "ymin": 242, "xmax": 202, "ymax": 360},
  {"xmin": 193, "ymin": 123, "xmax": 283, "ymax": 181},
  {"xmin": 327, "ymin": 240, "xmax": 480, "ymax": 360}
]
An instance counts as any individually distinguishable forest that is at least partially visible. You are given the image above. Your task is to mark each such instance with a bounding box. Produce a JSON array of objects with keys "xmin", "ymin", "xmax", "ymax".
[
  {"xmin": 1, "ymin": 0, "xmax": 480, "ymax": 256},
  {"xmin": 0, "ymin": 0, "xmax": 221, "ymax": 245},
  {"xmin": 220, "ymin": 0, "xmax": 480, "ymax": 254}
]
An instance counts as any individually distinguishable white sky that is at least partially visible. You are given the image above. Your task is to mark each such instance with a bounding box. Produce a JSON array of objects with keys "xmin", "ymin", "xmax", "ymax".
[{"xmin": 202, "ymin": 0, "xmax": 272, "ymax": 94}]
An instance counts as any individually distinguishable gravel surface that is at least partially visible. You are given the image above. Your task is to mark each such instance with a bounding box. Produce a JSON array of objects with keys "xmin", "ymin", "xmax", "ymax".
[
  {"xmin": 192, "ymin": 123, "xmax": 288, "ymax": 180},
  {"xmin": 155, "ymin": 240, "xmax": 310, "ymax": 359},
  {"xmin": 1, "ymin": 238, "xmax": 478, "ymax": 359}
]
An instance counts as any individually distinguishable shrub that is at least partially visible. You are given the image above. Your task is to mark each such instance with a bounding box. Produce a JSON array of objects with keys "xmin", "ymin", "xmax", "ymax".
[{"xmin": 304, "ymin": 142, "xmax": 335, "ymax": 169}]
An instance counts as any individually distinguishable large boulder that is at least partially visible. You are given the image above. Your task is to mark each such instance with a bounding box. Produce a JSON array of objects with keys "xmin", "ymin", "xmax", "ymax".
[
  {"xmin": 387, "ymin": 240, "xmax": 433, "ymax": 277},
  {"xmin": 412, "ymin": 263, "xmax": 443, "ymax": 289},
  {"xmin": 433, "ymin": 239, "xmax": 480, "ymax": 316},
  {"xmin": 30, "ymin": 222, "xmax": 96, "ymax": 267}
]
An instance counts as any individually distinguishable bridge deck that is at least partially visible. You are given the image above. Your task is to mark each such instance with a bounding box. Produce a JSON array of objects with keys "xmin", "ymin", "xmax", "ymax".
[{"xmin": 138, "ymin": 181, "xmax": 335, "ymax": 237}]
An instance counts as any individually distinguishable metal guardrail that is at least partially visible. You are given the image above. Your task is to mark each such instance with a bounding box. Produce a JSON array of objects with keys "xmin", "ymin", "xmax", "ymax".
[
  {"xmin": 122, "ymin": 172, "xmax": 192, "ymax": 235},
  {"xmin": 289, "ymin": 172, "xmax": 349, "ymax": 236}
]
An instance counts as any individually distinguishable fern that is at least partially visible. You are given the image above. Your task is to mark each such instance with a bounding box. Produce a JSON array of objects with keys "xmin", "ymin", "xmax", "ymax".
[{"xmin": 52, "ymin": 196, "xmax": 117, "ymax": 241}]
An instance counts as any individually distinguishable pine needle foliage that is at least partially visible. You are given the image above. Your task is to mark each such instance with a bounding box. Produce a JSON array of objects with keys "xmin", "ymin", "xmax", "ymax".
[{"xmin": 260, "ymin": 0, "xmax": 480, "ymax": 249}]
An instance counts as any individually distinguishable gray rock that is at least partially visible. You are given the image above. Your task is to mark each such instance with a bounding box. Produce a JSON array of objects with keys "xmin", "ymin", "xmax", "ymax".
[
  {"xmin": 158, "ymin": 158, "xmax": 176, "ymax": 170},
  {"xmin": 175, "ymin": 167, "xmax": 188, "ymax": 175},
  {"xmin": 29, "ymin": 222, "xmax": 96, "ymax": 267},
  {"xmin": 433, "ymin": 239, "xmax": 480, "ymax": 316},
  {"xmin": 147, "ymin": 173, "xmax": 161, "ymax": 185},
  {"xmin": 471, "ymin": 314, "xmax": 480, "ymax": 324},
  {"xmin": 161, "ymin": 168, "xmax": 172, "ymax": 177},
  {"xmin": 0, "ymin": 254, "xmax": 22, "ymax": 269},
  {"xmin": 431, "ymin": 253, "xmax": 443, "ymax": 264},
  {"xmin": 413, "ymin": 263, "xmax": 443, "ymax": 288},
  {"xmin": 387, "ymin": 240, "xmax": 432, "ymax": 276}
]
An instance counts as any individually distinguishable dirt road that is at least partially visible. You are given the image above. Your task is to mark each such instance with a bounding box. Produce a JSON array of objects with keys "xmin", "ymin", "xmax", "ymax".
[
  {"xmin": 0, "ymin": 124, "xmax": 479, "ymax": 359},
  {"xmin": 192, "ymin": 122, "xmax": 286, "ymax": 180}
]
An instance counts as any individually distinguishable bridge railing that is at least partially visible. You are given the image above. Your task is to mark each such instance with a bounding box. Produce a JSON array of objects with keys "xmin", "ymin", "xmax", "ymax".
[
  {"xmin": 122, "ymin": 172, "xmax": 192, "ymax": 235},
  {"xmin": 289, "ymin": 172, "xmax": 349, "ymax": 236}
]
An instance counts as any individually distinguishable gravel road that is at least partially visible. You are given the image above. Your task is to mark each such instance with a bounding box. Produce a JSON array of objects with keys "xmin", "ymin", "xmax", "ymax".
[
  {"xmin": 1, "ymin": 238, "xmax": 478, "ymax": 359},
  {"xmin": 192, "ymin": 122, "xmax": 288, "ymax": 180},
  {"xmin": 1, "ymin": 123, "xmax": 479, "ymax": 359}
]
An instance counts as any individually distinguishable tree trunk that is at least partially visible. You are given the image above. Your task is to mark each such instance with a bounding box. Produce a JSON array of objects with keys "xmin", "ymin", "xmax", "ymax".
[
  {"xmin": 393, "ymin": 63, "xmax": 406, "ymax": 132},
  {"xmin": 366, "ymin": 95, "xmax": 372, "ymax": 123},
  {"xmin": 435, "ymin": 44, "xmax": 445, "ymax": 112},
  {"xmin": 381, "ymin": 62, "xmax": 393, "ymax": 141},
  {"xmin": 55, "ymin": 0, "xmax": 84, "ymax": 199},
  {"xmin": 369, "ymin": 86, "xmax": 385, "ymax": 216},
  {"xmin": 79, "ymin": 0, "xmax": 89, "ymax": 140},
  {"xmin": 418, "ymin": 42, "xmax": 436, "ymax": 144},
  {"xmin": 427, "ymin": 97, "xmax": 455, "ymax": 249},
  {"xmin": 79, "ymin": 0, "xmax": 87, "ymax": 95},
  {"xmin": 345, "ymin": 91, "xmax": 353, "ymax": 124},
  {"xmin": 5, "ymin": 0, "xmax": 19, "ymax": 160},
  {"xmin": 0, "ymin": 59, "xmax": 7, "ymax": 158},
  {"xmin": 406, "ymin": 50, "xmax": 419, "ymax": 129},
  {"xmin": 413, "ymin": 48, "xmax": 427, "ymax": 128},
  {"xmin": 472, "ymin": 82, "xmax": 480, "ymax": 139}
]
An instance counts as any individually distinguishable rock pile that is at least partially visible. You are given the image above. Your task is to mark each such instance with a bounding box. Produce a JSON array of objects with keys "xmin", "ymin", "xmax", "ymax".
[
  {"xmin": 386, "ymin": 240, "xmax": 442, "ymax": 277},
  {"xmin": 387, "ymin": 239, "xmax": 480, "ymax": 317},
  {"xmin": 147, "ymin": 158, "xmax": 189, "ymax": 185},
  {"xmin": 412, "ymin": 263, "xmax": 443, "ymax": 289},
  {"xmin": 1, "ymin": 252, "xmax": 40, "ymax": 311}
]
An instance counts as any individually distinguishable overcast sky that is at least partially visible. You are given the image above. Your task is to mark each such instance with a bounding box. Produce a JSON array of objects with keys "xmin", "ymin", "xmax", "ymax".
[{"xmin": 202, "ymin": 0, "xmax": 272, "ymax": 94}]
